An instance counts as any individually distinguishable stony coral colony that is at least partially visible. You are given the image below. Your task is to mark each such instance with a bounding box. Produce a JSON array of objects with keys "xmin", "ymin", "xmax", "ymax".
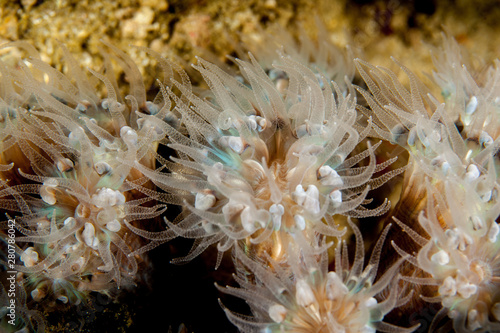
[{"xmin": 0, "ymin": 28, "xmax": 498, "ymax": 333}]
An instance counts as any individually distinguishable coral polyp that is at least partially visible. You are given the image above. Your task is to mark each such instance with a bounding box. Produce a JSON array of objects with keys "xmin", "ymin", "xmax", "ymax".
[
  {"xmin": 355, "ymin": 35, "xmax": 500, "ymax": 332},
  {"xmin": 392, "ymin": 173, "xmax": 500, "ymax": 332},
  {"xmin": 0, "ymin": 41, "xmax": 170, "ymax": 309},
  {"xmin": 135, "ymin": 50, "xmax": 404, "ymax": 267},
  {"xmin": 218, "ymin": 221, "xmax": 416, "ymax": 333}
]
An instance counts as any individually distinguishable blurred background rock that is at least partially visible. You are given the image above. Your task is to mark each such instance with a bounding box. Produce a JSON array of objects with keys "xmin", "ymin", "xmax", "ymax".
[{"xmin": 3, "ymin": 0, "xmax": 500, "ymax": 87}]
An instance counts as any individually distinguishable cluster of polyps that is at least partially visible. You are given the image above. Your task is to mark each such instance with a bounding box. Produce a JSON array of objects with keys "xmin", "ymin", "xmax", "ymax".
[
  {"xmin": 218, "ymin": 221, "xmax": 416, "ymax": 333},
  {"xmin": 394, "ymin": 175, "xmax": 500, "ymax": 332},
  {"xmin": 111, "ymin": 38, "xmax": 418, "ymax": 331},
  {"xmin": 235, "ymin": 21, "xmax": 356, "ymax": 94},
  {"xmin": 4, "ymin": 30, "xmax": 499, "ymax": 332},
  {"xmin": 135, "ymin": 52, "xmax": 406, "ymax": 268},
  {"xmin": 356, "ymin": 37, "xmax": 500, "ymax": 332},
  {"xmin": 0, "ymin": 42, "xmax": 170, "ymax": 308},
  {"xmin": 430, "ymin": 37, "xmax": 500, "ymax": 144}
]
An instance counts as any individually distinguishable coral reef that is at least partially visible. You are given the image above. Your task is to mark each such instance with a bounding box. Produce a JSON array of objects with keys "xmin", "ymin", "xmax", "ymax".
[{"xmin": 0, "ymin": 3, "xmax": 499, "ymax": 333}]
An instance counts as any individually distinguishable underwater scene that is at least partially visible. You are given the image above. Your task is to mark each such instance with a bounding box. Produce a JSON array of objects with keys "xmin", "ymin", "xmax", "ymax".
[{"xmin": 1, "ymin": 1, "xmax": 500, "ymax": 332}]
